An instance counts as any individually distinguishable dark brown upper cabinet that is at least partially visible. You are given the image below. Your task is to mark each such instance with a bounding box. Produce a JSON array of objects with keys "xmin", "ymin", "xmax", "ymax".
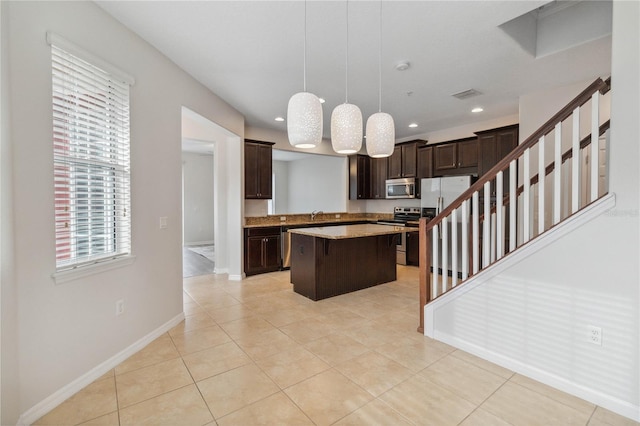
[
  {"xmin": 244, "ymin": 139, "xmax": 274, "ymax": 199},
  {"xmin": 417, "ymin": 145, "xmax": 434, "ymax": 179},
  {"xmin": 349, "ymin": 154, "xmax": 370, "ymax": 200},
  {"xmin": 369, "ymin": 156, "xmax": 388, "ymax": 199},
  {"xmin": 475, "ymin": 124, "xmax": 519, "ymax": 196},
  {"xmin": 387, "ymin": 141, "xmax": 420, "ymax": 179},
  {"xmin": 433, "ymin": 137, "xmax": 478, "ymax": 176}
]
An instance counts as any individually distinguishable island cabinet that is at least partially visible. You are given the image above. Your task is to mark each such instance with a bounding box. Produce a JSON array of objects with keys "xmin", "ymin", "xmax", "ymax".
[
  {"xmin": 387, "ymin": 141, "xmax": 420, "ymax": 179},
  {"xmin": 290, "ymin": 224, "xmax": 403, "ymax": 301},
  {"xmin": 244, "ymin": 226, "xmax": 281, "ymax": 276},
  {"xmin": 245, "ymin": 140, "xmax": 274, "ymax": 199},
  {"xmin": 433, "ymin": 137, "xmax": 478, "ymax": 176},
  {"xmin": 475, "ymin": 124, "xmax": 519, "ymax": 196},
  {"xmin": 349, "ymin": 154, "xmax": 371, "ymax": 200}
]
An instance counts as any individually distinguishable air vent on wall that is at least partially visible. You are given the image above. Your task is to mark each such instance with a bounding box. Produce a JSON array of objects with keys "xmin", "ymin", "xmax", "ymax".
[{"xmin": 451, "ymin": 89, "xmax": 482, "ymax": 100}]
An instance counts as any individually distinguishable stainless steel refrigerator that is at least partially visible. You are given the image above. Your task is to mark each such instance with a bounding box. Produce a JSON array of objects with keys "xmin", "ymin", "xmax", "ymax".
[
  {"xmin": 420, "ymin": 176, "xmax": 474, "ymax": 277},
  {"xmin": 420, "ymin": 176, "xmax": 473, "ymax": 213}
]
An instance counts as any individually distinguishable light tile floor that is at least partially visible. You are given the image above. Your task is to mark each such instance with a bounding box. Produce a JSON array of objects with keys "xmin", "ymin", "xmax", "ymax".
[{"xmin": 35, "ymin": 267, "xmax": 638, "ymax": 426}]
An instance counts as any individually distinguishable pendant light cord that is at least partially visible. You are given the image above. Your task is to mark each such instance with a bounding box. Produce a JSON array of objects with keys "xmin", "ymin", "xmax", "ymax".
[
  {"xmin": 345, "ymin": 0, "xmax": 349, "ymax": 104},
  {"xmin": 303, "ymin": 0, "xmax": 307, "ymax": 92},
  {"xmin": 378, "ymin": 0, "xmax": 382, "ymax": 112}
]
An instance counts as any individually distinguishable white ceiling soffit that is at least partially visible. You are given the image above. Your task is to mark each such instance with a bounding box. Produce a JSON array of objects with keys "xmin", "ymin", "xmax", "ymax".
[
  {"xmin": 182, "ymin": 138, "xmax": 214, "ymax": 155},
  {"xmin": 97, "ymin": 1, "xmax": 612, "ymax": 141},
  {"xmin": 499, "ymin": 0, "xmax": 613, "ymax": 58}
]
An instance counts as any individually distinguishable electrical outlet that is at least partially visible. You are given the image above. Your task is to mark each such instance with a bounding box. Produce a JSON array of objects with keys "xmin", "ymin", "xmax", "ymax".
[
  {"xmin": 116, "ymin": 300, "xmax": 125, "ymax": 316},
  {"xmin": 588, "ymin": 325, "xmax": 602, "ymax": 345},
  {"xmin": 335, "ymin": 214, "xmax": 341, "ymax": 218},
  {"xmin": 159, "ymin": 216, "xmax": 168, "ymax": 229},
  {"xmin": 280, "ymin": 216, "xmax": 286, "ymax": 221}
]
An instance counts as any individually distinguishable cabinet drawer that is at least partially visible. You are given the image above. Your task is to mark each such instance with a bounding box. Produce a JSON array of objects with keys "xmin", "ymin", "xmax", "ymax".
[{"xmin": 245, "ymin": 226, "xmax": 281, "ymax": 237}]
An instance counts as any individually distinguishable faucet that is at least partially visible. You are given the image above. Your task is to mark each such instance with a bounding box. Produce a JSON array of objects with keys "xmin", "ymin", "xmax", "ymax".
[{"xmin": 311, "ymin": 210, "xmax": 323, "ymax": 221}]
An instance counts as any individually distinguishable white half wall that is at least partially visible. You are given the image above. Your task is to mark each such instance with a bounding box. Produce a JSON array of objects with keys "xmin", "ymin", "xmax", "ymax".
[
  {"xmin": 4, "ymin": 1, "xmax": 244, "ymax": 419},
  {"xmin": 428, "ymin": 1, "xmax": 639, "ymax": 420},
  {"xmin": 182, "ymin": 152, "xmax": 215, "ymax": 246}
]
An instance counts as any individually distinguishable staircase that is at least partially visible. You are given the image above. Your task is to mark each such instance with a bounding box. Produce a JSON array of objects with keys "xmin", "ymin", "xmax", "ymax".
[{"xmin": 418, "ymin": 77, "xmax": 612, "ymax": 334}]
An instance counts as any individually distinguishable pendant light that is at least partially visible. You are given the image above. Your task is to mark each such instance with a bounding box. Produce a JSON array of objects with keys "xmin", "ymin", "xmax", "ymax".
[
  {"xmin": 366, "ymin": 0, "xmax": 395, "ymax": 158},
  {"xmin": 331, "ymin": 0, "xmax": 363, "ymax": 154},
  {"xmin": 287, "ymin": 1, "xmax": 323, "ymax": 149}
]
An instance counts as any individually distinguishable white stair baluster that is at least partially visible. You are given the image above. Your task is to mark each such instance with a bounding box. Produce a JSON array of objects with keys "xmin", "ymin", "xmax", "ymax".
[
  {"xmin": 538, "ymin": 136, "xmax": 545, "ymax": 235},
  {"xmin": 591, "ymin": 92, "xmax": 599, "ymax": 202},
  {"xmin": 451, "ymin": 208, "xmax": 458, "ymax": 287},
  {"xmin": 483, "ymin": 182, "xmax": 491, "ymax": 267},
  {"xmin": 509, "ymin": 160, "xmax": 516, "ymax": 252},
  {"xmin": 572, "ymin": 107, "xmax": 580, "ymax": 213},
  {"xmin": 490, "ymin": 213, "xmax": 496, "ymax": 263},
  {"xmin": 554, "ymin": 123, "xmax": 562, "ymax": 225},
  {"xmin": 472, "ymin": 191, "xmax": 479, "ymax": 274},
  {"xmin": 461, "ymin": 200, "xmax": 469, "ymax": 280},
  {"xmin": 524, "ymin": 148, "xmax": 531, "ymax": 243},
  {"xmin": 496, "ymin": 170, "xmax": 503, "ymax": 258},
  {"xmin": 442, "ymin": 216, "xmax": 448, "ymax": 294},
  {"xmin": 432, "ymin": 225, "xmax": 439, "ymax": 299}
]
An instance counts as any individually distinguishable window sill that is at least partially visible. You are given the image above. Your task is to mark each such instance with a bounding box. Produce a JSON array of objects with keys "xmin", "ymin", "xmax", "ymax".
[{"xmin": 52, "ymin": 255, "xmax": 137, "ymax": 285}]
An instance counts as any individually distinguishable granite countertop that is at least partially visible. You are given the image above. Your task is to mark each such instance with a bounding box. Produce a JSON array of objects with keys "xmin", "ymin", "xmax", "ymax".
[
  {"xmin": 244, "ymin": 213, "xmax": 392, "ymax": 228},
  {"xmin": 289, "ymin": 223, "xmax": 417, "ymax": 240}
]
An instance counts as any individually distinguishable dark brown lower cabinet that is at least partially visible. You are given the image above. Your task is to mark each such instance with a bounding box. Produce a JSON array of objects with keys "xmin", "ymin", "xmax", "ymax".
[
  {"xmin": 244, "ymin": 227, "xmax": 281, "ymax": 276},
  {"xmin": 291, "ymin": 233, "xmax": 398, "ymax": 301},
  {"xmin": 406, "ymin": 230, "xmax": 419, "ymax": 266}
]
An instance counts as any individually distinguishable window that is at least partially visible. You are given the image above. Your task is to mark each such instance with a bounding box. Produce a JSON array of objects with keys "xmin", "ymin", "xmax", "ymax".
[{"xmin": 51, "ymin": 35, "xmax": 132, "ymax": 272}]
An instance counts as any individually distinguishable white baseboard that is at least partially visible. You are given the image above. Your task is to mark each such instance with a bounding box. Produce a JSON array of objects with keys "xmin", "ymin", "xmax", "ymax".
[
  {"xmin": 18, "ymin": 312, "xmax": 185, "ymax": 426},
  {"xmin": 229, "ymin": 273, "xmax": 244, "ymax": 281},
  {"xmin": 433, "ymin": 331, "xmax": 640, "ymax": 423}
]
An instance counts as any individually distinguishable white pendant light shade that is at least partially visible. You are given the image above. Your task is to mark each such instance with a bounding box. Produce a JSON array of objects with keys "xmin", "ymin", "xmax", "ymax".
[
  {"xmin": 287, "ymin": 92, "xmax": 323, "ymax": 149},
  {"xmin": 366, "ymin": 112, "xmax": 395, "ymax": 158},
  {"xmin": 331, "ymin": 103, "xmax": 363, "ymax": 154}
]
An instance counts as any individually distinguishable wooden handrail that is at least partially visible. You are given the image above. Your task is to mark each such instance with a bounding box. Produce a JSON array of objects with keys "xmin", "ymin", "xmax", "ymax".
[{"xmin": 425, "ymin": 77, "xmax": 610, "ymax": 232}]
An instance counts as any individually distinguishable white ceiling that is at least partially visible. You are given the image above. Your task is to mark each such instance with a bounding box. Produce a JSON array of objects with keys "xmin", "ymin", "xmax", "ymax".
[{"xmin": 96, "ymin": 0, "xmax": 612, "ymax": 142}]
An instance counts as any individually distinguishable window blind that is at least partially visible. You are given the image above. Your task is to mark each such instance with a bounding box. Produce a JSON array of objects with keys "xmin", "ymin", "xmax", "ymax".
[{"xmin": 52, "ymin": 43, "xmax": 131, "ymax": 271}]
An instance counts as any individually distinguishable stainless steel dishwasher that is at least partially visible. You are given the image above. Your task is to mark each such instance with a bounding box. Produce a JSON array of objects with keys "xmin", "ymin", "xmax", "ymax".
[{"xmin": 281, "ymin": 227, "xmax": 292, "ymax": 268}]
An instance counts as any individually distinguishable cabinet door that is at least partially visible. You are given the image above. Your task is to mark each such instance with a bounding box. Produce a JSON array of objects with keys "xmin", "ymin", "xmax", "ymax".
[
  {"xmin": 244, "ymin": 143, "xmax": 259, "ymax": 198},
  {"xmin": 370, "ymin": 157, "xmax": 388, "ymax": 199},
  {"xmin": 387, "ymin": 146, "xmax": 402, "ymax": 179},
  {"xmin": 458, "ymin": 139, "xmax": 478, "ymax": 170},
  {"xmin": 246, "ymin": 236, "xmax": 265, "ymax": 274},
  {"xmin": 478, "ymin": 134, "xmax": 497, "ymax": 177},
  {"xmin": 263, "ymin": 236, "xmax": 281, "ymax": 269},
  {"xmin": 257, "ymin": 144, "xmax": 272, "ymax": 199},
  {"xmin": 417, "ymin": 146, "xmax": 433, "ymax": 178},
  {"xmin": 434, "ymin": 143, "xmax": 457, "ymax": 174},
  {"xmin": 406, "ymin": 232, "xmax": 420, "ymax": 266},
  {"xmin": 349, "ymin": 155, "xmax": 370, "ymax": 199},
  {"xmin": 401, "ymin": 143, "xmax": 417, "ymax": 177}
]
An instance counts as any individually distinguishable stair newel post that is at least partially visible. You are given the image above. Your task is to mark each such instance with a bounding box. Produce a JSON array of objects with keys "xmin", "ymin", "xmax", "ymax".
[{"xmin": 418, "ymin": 217, "xmax": 431, "ymax": 334}]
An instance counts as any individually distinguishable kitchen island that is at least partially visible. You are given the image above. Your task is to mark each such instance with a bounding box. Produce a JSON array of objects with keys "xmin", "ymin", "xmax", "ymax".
[{"xmin": 289, "ymin": 224, "xmax": 413, "ymax": 301}]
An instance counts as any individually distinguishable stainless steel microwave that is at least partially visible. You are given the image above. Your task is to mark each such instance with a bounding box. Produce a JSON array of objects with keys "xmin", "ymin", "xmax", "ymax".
[{"xmin": 385, "ymin": 178, "xmax": 416, "ymax": 199}]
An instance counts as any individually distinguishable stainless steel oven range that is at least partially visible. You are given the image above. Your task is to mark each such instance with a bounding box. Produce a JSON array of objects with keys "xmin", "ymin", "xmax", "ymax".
[{"xmin": 377, "ymin": 207, "xmax": 425, "ymax": 265}]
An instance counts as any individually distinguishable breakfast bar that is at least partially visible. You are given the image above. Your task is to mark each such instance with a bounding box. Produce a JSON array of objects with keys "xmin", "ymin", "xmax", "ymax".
[{"xmin": 289, "ymin": 224, "xmax": 412, "ymax": 301}]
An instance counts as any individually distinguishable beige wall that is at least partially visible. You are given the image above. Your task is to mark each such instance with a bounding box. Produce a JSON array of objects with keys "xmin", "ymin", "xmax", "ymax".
[{"xmin": 2, "ymin": 1, "xmax": 244, "ymax": 421}]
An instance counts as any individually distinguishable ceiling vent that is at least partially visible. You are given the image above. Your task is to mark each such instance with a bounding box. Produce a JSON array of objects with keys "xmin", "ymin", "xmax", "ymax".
[{"xmin": 451, "ymin": 89, "xmax": 482, "ymax": 100}]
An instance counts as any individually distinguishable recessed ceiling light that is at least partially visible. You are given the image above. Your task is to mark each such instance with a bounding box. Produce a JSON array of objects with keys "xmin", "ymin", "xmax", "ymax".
[
  {"xmin": 275, "ymin": 116, "xmax": 285, "ymax": 122},
  {"xmin": 408, "ymin": 123, "xmax": 418, "ymax": 128},
  {"xmin": 471, "ymin": 107, "xmax": 484, "ymax": 113},
  {"xmin": 318, "ymin": 98, "xmax": 326, "ymax": 104}
]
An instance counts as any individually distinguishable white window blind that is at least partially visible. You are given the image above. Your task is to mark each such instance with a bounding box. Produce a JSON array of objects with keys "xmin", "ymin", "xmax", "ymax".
[{"xmin": 52, "ymin": 42, "xmax": 131, "ymax": 271}]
